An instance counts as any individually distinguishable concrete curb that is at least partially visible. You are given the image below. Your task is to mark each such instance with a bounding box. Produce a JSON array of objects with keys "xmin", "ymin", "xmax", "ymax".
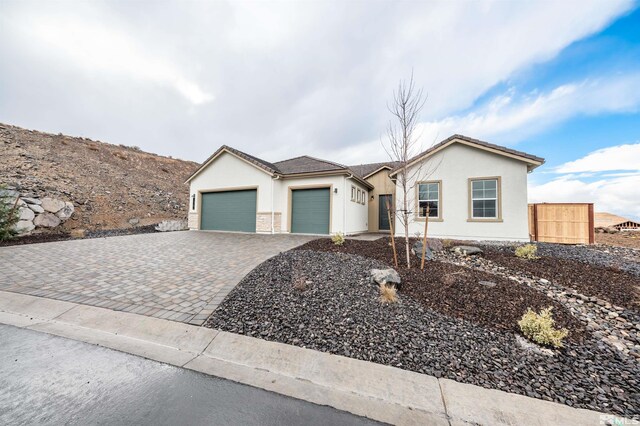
[{"xmin": 0, "ymin": 291, "xmax": 624, "ymax": 425}]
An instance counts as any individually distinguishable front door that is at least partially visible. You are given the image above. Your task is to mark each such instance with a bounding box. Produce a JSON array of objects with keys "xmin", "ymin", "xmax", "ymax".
[{"xmin": 379, "ymin": 194, "xmax": 392, "ymax": 231}]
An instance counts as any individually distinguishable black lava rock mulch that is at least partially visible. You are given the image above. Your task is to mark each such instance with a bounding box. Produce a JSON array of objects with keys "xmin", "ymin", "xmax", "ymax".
[
  {"xmin": 0, "ymin": 224, "xmax": 159, "ymax": 246},
  {"xmin": 296, "ymin": 238, "xmax": 585, "ymax": 338},
  {"xmin": 486, "ymin": 242, "xmax": 640, "ymax": 278},
  {"xmin": 483, "ymin": 249, "xmax": 640, "ymax": 313},
  {"xmin": 207, "ymin": 250, "xmax": 640, "ymax": 417},
  {"xmin": 0, "ymin": 232, "xmax": 73, "ymax": 246}
]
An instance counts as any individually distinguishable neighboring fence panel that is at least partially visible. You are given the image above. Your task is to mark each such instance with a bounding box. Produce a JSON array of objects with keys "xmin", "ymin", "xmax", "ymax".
[{"xmin": 529, "ymin": 203, "xmax": 594, "ymax": 245}]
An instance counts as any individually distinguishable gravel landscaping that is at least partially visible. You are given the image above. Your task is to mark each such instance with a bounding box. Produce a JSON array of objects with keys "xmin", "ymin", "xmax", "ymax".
[
  {"xmin": 297, "ymin": 238, "xmax": 586, "ymax": 339},
  {"xmin": 207, "ymin": 249, "xmax": 640, "ymax": 417},
  {"xmin": 482, "ymin": 248, "xmax": 640, "ymax": 312},
  {"xmin": 491, "ymin": 242, "xmax": 640, "ymax": 278}
]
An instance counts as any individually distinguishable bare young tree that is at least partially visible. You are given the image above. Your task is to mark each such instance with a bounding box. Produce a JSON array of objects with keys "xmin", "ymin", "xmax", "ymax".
[{"xmin": 383, "ymin": 73, "xmax": 439, "ymax": 268}]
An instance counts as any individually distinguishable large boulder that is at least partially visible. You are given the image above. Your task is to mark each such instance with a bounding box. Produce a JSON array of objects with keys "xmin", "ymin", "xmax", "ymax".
[
  {"xmin": 14, "ymin": 220, "xmax": 35, "ymax": 234},
  {"xmin": 451, "ymin": 245, "xmax": 483, "ymax": 256},
  {"xmin": 370, "ymin": 268, "xmax": 401, "ymax": 287},
  {"xmin": 21, "ymin": 197, "xmax": 41, "ymax": 205},
  {"xmin": 41, "ymin": 197, "xmax": 66, "ymax": 213},
  {"xmin": 155, "ymin": 220, "xmax": 187, "ymax": 232},
  {"xmin": 18, "ymin": 207, "xmax": 35, "ymax": 221},
  {"xmin": 411, "ymin": 241, "xmax": 434, "ymax": 261},
  {"xmin": 56, "ymin": 202, "xmax": 74, "ymax": 221},
  {"xmin": 28, "ymin": 204, "xmax": 44, "ymax": 213},
  {"xmin": 0, "ymin": 189, "xmax": 19, "ymax": 199},
  {"xmin": 34, "ymin": 212, "xmax": 61, "ymax": 228}
]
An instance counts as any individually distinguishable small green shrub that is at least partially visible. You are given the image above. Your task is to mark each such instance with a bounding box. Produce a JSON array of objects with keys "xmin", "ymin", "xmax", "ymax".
[
  {"xmin": 515, "ymin": 244, "xmax": 539, "ymax": 260},
  {"xmin": 518, "ymin": 307, "xmax": 568, "ymax": 348},
  {"xmin": 442, "ymin": 239, "xmax": 453, "ymax": 248},
  {"xmin": 331, "ymin": 232, "xmax": 345, "ymax": 246},
  {"xmin": 0, "ymin": 187, "xmax": 19, "ymax": 241}
]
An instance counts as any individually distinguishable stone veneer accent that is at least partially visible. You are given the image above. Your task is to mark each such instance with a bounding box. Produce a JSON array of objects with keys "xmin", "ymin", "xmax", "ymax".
[
  {"xmin": 257, "ymin": 212, "xmax": 281, "ymax": 233},
  {"xmin": 188, "ymin": 212, "xmax": 199, "ymax": 230}
]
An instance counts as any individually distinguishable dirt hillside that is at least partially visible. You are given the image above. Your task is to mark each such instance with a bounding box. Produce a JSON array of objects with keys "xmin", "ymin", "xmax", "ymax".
[{"xmin": 0, "ymin": 123, "xmax": 199, "ymax": 232}]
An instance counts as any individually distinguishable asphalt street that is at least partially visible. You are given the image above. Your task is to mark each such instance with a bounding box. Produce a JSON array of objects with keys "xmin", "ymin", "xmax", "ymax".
[{"xmin": 0, "ymin": 324, "xmax": 382, "ymax": 426}]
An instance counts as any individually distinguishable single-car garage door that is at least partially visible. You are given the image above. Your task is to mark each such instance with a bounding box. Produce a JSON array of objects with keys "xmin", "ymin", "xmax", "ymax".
[
  {"xmin": 291, "ymin": 188, "xmax": 330, "ymax": 234},
  {"xmin": 201, "ymin": 189, "xmax": 257, "ymax": 232}
]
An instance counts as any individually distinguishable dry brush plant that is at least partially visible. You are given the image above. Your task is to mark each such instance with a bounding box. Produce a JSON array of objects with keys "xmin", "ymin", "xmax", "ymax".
[
  {"xmin": 518, "ymin": 307, "xmax": 568, "ymax": 349},
  {"xmin": 290, "ymin": 261, "xmax": 308, "ymax": 291},
  {"xmin": 379, "ymin": 283, "xmax": 398, "ymax": 304}
]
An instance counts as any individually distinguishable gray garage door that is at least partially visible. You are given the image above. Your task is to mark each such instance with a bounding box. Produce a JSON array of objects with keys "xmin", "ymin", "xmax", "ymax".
[
  {"xmin": 291, "ymin": 188, "xmax": 330, "ymax": 234},
  {"xmin": 201, "ymin": 189, "xmax": 257, "ymax": 232}
]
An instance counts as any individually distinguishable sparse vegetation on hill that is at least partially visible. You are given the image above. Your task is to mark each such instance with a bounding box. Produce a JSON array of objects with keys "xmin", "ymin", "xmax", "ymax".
[{"xmin": 0, "ymin": 123, "xmax": 198, "ymax": 232}]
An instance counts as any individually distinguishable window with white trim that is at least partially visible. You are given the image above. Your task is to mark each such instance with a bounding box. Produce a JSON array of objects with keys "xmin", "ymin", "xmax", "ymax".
[
  {"xmin": 418, "ymin": 182, "xmax": 440, "ymax": 218},
  {"xmin": 351, "ymin": 185, "xmax": 356, "ymax": 202},
  {"xmin": 357, "ymin": 189, "xmax": 362, "ymax": 203},
  {"xmin": 471, "ymin": 179, "xmax": 498, "ymax": 218},
  {"xmin": 362, "ymin": 190, "xmax": 367, "ymax": 205}
]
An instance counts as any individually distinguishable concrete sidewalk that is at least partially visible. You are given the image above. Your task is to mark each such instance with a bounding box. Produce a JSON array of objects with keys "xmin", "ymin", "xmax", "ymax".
[{"xmin": 0, "ymin": 291, "xmax": 623, "ymax": 426}]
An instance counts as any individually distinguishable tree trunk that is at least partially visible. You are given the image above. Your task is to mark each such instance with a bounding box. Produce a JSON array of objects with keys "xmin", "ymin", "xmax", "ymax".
[{"xmin": 403, "ymin": 187, "xmax": 411, "ymax": 268}]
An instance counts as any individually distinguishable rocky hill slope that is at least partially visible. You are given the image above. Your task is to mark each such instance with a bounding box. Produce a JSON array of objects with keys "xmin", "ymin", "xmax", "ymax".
[{"xmin": 1, "ymin": 123, "xmax": 199, "ymax": 233}]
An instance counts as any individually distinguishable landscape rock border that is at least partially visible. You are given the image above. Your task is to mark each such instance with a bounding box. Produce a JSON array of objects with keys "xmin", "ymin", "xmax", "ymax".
[{"xmin": 1, "ymin": 190, "xmax": 75, "ymax": 235}]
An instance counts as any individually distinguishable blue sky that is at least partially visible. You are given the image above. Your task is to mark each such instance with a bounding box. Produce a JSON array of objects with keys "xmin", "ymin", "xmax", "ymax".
[
  {"xmin": 515, "ymin": 6, "xmax": 640, "ymax": 219},
  {"xmin": 514, "ymin": 6, "xmax": 640, "ymax": 167},
  {"xmin": 0, "ymin": 0, "xmax": 639, "ymax": 218}
]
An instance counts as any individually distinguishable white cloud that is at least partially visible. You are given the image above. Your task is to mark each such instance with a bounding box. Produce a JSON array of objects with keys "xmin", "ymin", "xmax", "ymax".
[
  {"xmin": 529, "ymin": 174, "xmax": 640, "ymax": 220},
  {"xmin": 530, "ymin": 143, "xmax": 640, "ymax": 220},
  {"xmin": 555, "ymin": 143, "xmax": 640, "ymax": 173},
  {"xmin": 0, "ymin": 0, "xmax": 635, "ymax": 161},
  {"xmin": 418, "ymin": 74, "xmax": 640, "ymax": 146},
  {"xmin": 9, "ymin": 7, "xmax": 213, "ymax": 105}
]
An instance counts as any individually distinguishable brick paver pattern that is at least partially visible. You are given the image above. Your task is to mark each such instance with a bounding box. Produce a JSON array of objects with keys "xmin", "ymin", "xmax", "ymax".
[{"xmin": 0, "ymin": 232, "xmax": 313, "ymax": 325}]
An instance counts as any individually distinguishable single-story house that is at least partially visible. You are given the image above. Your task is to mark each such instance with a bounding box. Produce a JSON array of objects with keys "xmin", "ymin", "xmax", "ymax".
[
  {"xmin": 595, "ymin": 212, "xmax": 640, "ymax": 231},
  {"xmin": 185, "ymin": 135, "xmax": 544, "ymax": 241}
]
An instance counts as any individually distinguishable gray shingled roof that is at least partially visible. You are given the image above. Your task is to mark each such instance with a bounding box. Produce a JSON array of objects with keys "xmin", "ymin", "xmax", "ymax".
[
  {"xmin": 349, "ymin": 161, "xmax": 401, "ymax": 179},
  {"xmin": 273, "ymin": 155, "xmax": 347, "ymax": 174},
  {"xmin": 186, "ymin": 147, "xmax": 375, "ymax": 188}
]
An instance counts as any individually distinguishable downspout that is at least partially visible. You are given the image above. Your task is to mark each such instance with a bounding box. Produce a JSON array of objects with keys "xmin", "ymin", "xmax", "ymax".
[{"xmin": 271, "ymin": 175, "xmax": 279, "ymax": 234}]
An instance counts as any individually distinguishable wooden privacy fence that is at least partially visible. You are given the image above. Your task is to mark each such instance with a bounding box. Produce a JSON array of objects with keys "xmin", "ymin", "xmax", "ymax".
[{"xmin": 529, "ymin": 203, "xmax": 594, "ymax": 245}]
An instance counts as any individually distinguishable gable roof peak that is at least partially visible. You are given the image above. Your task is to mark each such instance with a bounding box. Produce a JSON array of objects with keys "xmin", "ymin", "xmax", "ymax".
[
  {"xmin": 389, "ymin": 134, "xmax": 545, "ymax": 176},
  {"xmin": 185, "ymin": 144, "xmax": 280, "ymax": 183}
]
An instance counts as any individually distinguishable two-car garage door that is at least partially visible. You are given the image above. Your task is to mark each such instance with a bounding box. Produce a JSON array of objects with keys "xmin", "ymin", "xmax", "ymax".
[
  {"xmin": 200, "ymin": 187, "xmax": 330, "ymax": 234},
  {"xmin": 200, "ymin": 189, "xmax": 257, "ymax": 232}
]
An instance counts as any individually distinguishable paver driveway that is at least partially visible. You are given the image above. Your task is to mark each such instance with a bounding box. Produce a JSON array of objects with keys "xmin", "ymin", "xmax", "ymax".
[{"xmin": 0, "ymin": 231, "xmax": 314, "ymax": 325}]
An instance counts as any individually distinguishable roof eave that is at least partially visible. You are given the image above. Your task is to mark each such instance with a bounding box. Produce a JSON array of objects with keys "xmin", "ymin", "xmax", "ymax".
[{"xmin": 281, "ymin": 169, "xmax": 374, "ymax": 189}]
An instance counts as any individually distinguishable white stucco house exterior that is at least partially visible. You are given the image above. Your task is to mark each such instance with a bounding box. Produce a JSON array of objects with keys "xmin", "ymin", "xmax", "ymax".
[
  {"xmin": 185, "ymin": 146, "xmax": 372, "ymax": 235},
  {"xmin": 389, "ymin": 135, "xmax": 544, "ymax": 241},
  {"xmin": 185, "ymin": 135, "xmax": 544, "ymax": 240}
]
